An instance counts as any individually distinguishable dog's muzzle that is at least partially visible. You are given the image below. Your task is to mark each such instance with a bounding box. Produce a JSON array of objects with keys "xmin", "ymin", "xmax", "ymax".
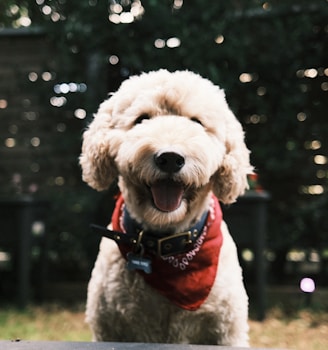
[{"xmin": 150, "ymin": 152, "xmax": 186, "ymax": 212}]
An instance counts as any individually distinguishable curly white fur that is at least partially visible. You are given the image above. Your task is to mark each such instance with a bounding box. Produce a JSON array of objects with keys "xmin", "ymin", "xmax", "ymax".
[{"xmin": 80, "ymin": 70, "xmax": 253, "ymax": 346}]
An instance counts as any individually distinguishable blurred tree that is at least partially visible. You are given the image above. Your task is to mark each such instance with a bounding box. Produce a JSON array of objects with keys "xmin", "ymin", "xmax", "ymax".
[{"xmin": 0, "ymin": 0, "xmax": 327, "ymax": 282}]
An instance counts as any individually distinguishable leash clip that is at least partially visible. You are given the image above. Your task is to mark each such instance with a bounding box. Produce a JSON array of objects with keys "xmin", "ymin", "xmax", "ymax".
[
  {"xmin": 127, "ymin": 231, "xmax": 152, "ymax": 274},
  {"xmin": 134, "ymin": 230, "xmax": 144, "ymax": 254}
]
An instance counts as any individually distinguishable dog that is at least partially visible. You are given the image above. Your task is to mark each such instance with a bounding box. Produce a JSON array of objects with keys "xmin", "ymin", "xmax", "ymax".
[{"xmin": 80, "ymin": 69, "xmax": 253, "ymax": 346}]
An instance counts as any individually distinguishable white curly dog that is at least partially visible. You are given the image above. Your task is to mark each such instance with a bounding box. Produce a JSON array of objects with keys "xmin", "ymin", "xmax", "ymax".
[{"xmin": 80, "ymin": 69, "xmax": 253, "ymax": 346}]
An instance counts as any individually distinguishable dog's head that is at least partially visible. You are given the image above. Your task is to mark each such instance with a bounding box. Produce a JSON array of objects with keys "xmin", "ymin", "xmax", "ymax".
[{"xmin": 80, "ymin": 70, "xmax": 253, "ymax": 231}]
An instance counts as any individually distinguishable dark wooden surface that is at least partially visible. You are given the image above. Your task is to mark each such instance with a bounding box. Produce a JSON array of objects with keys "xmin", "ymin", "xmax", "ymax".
[
  {"xmin": 0, "ymin": 341, "xmax": 285, "ymax": 350},
  {"xmin": 0, "ymin": 29, "xmax": 60, "ymax": 192}
]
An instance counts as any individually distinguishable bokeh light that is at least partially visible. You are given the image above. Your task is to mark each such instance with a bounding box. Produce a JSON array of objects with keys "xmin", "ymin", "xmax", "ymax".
[{"xmin": 300, "ymin": 278, "xmax": 315, "ymax": 293}]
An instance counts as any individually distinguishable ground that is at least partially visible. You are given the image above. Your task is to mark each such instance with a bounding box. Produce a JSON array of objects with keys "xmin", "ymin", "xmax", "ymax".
[{"xmin": 0, "ymin": 285, "xmax": 327, "ymax": 349}]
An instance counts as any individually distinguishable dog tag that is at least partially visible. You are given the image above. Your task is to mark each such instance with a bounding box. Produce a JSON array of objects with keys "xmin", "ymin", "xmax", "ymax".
[{"xmin": 127, "ymin": 253, "xmax": 152, "ymax": 274}]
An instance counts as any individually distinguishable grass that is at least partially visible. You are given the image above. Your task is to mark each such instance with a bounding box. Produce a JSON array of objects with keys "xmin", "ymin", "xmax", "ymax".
[
  {"xmin": 0, "ymin": 302, "xmax": 327, "ymax": 349},
  {"xmin": 250, "ymin": 307, "xmax": 328, "ymax": 350},
  {"xmin": 0, "ymin": 303, "xmax": 90, "ymax": 342}
]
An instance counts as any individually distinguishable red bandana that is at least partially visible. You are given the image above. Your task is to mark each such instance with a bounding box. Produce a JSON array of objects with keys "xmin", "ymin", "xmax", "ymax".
[{"xmin": 111, "ymin": 194, "xmax": 223, "ymax": 311}]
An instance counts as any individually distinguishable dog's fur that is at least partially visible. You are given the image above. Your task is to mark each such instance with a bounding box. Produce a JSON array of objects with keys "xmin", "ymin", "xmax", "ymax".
[{"xmin": 80, "ymin": 70, "xmax": 253, "ymax": 346}]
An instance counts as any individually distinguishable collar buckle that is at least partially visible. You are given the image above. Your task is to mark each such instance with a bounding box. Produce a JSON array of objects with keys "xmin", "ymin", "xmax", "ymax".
[{"xmin": 157, "ymin": 230, "xmax": 196, "ymax": 257}]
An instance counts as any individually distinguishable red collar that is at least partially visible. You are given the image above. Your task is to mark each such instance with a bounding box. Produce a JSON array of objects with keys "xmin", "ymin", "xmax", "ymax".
[{"xmin": 111, "ymin": 194, "xmax": 223, "ymax": 311}]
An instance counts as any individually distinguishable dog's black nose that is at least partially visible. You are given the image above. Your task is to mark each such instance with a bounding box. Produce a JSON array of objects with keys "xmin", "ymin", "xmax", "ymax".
[{"xmin": 154, "ymin": 152, "xmax": 185, "ymax": 173}]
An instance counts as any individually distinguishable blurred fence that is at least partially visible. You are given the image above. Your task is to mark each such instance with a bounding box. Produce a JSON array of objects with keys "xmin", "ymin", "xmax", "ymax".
[{"xmin": 0, "ymin": 28, "xmax": 97, "ymax": 304}]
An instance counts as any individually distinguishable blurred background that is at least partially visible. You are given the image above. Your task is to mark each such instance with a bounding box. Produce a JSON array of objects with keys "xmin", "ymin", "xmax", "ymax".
[{"xmin": 0, "ymin": 0, "xmax": 327, "ymax": 317}]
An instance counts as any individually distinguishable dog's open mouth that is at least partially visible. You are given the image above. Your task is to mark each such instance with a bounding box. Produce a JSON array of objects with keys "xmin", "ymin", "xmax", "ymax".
[{"xmin": 150, "ymin": 179, "xmax": 184, "ymax": 212}]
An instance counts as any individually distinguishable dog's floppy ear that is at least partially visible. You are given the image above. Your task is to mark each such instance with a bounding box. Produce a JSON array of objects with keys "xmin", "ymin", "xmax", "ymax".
[
  {"xmin": 79, "ymin": 99, "xmax": 121, "ymax": 191},
  {"xmin": 212, "ymin": 113, "xmax": 253, "ymax": 204}
]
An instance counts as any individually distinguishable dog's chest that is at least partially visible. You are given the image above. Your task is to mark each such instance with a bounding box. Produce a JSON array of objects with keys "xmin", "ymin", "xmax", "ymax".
[{"xmin": 104, "ymin": 256, "xmax": 221, "ymax": 344}]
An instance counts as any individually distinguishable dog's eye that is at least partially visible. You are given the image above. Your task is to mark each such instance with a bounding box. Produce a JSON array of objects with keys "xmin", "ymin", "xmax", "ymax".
[
  {"xmin": 134, "ymin": 114, "xmax": 151, "ymax": 125},
  {"xmin": 191, "ymin": 117, "xmax": 203, "ymax": 126}
]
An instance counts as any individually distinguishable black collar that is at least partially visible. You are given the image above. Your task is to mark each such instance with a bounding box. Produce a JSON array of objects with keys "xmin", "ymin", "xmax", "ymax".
[{"xmin": 91, "ymin": 209, "xmax": 208, "ymax": 257}]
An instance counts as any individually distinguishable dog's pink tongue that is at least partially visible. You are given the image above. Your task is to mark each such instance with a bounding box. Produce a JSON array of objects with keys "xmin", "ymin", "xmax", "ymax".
[{"xmin": 150, "ymin": 180, "xmax": 184, "ymax": 212}]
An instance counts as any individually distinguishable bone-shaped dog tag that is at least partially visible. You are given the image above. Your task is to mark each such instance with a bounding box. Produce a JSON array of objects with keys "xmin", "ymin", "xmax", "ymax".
[{"xmin": 127, "ymin": 252, "xmax": 152, "ymax": 274}]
